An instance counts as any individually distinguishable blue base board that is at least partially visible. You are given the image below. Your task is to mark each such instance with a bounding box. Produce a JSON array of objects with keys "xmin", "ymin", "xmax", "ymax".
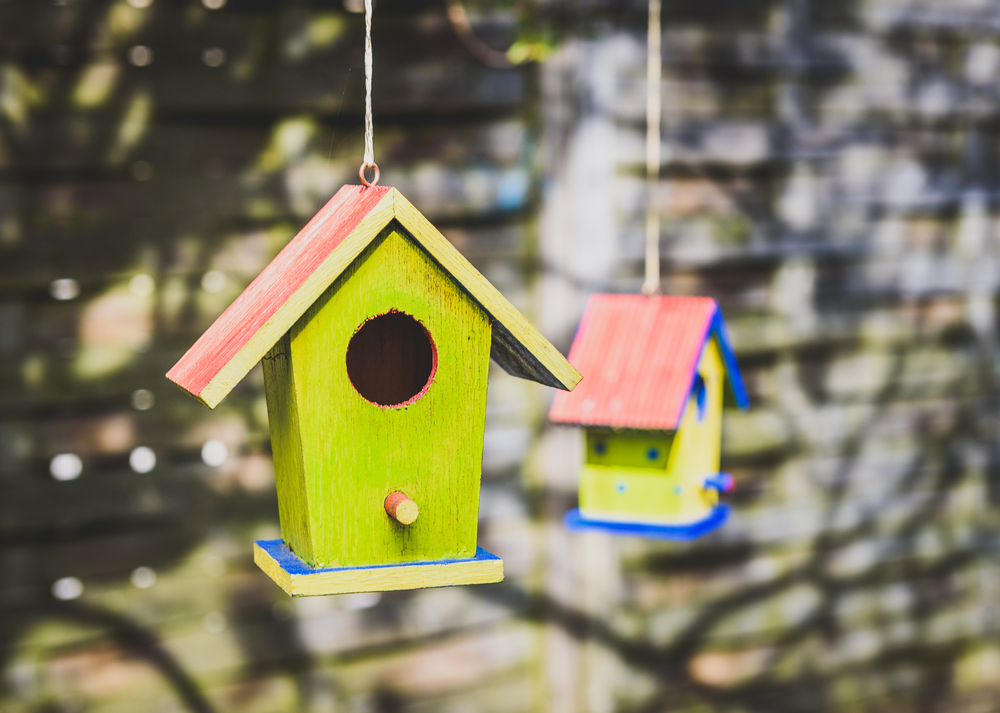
[
  {"xmin": 255, "ymin": 539, "xmax": 501, "ymax": 576},
  {"xmin": 564, "ymin": 505, "xmax": 730, "ymax": 541}
]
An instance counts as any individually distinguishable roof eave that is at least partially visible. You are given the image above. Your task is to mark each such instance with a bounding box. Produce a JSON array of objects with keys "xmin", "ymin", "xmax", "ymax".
[
  {"xmin": 168, "ymin": 185, "xmax": 581, "ymax": 409},
  {"xmin": 166, "ymin": 186, "xmax": 396, "ymax": 408},
  {"xmin": 707, "ymin": 307, "xmax": 750, "ymax": 410}
]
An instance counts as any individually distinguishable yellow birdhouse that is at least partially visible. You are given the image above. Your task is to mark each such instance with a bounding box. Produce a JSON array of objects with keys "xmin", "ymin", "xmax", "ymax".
[
  {"xmin": 168, "ymin": 185, "xmax": 580, "ymax": 595},
  {"xmin": 549, "ymin": 294, "xmax": 748, "ymax": 539}
]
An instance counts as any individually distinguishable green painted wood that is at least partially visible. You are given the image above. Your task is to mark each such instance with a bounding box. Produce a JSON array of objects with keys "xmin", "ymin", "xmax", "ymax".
[
  {"xmin": 262, "ymin": 331, "xmax": 313, "ymax": 564},
  {"xmin": 580, "ymin": 339, "xmax": 726, "ymax": 524},
  {"xmin": 266, "ymin": 222, "xmax": 493, "ymax": 569}
]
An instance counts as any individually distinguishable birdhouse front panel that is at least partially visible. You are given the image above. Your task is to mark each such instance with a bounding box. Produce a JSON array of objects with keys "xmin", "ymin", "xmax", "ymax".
[
  {"xmin": 262, "ymin": 223, "xmax": 492, "ymax": 569},
  {"xmin": 578, "ymin": 337, "xmax": 726, "ymax": 525},
  {"xmin": 585, "ymin": 429, "xmax": 674, "ymax": 469},
  {"xmin": 579, "ymin": 429, "xmax": 674, "ymax": 521}
]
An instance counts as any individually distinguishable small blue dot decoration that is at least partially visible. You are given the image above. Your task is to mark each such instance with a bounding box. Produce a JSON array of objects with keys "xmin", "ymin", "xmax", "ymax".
[
  {"xmin": 673, "ymin": 485, "xmax": 682, "ymax": 494},
  {"xmin": 594, "ymin": 441, "xmax": 607, "ymax": 455},
  {"xmin": 647, "ymin": 447, "xmax": 660, "ymax": 461},
  {"xmin": 616, "ymin": 482, "xmax": 627, "ymax": 493}
]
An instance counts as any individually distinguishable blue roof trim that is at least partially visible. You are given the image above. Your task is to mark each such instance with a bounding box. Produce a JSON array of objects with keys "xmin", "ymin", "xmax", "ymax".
[
  {"xmin": 677, "ymin": 303, "xmax": 749, "ymax": 427},
  {"xmin": 255, "ymin": 539, "xmax": 500, "ymax": 576},
  {"xmin": 708, "ymin": 306, "xmax": 750, "ymax": 410},
  {"xmin": 564, "ymin": 506, "xmax": 730, "ymax": 541}
]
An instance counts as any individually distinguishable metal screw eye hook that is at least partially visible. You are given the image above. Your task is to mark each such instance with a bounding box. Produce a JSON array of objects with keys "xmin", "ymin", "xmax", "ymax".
[{"xmin": 360, "ymin": 162, "xmax": 380, "ymax": 187}]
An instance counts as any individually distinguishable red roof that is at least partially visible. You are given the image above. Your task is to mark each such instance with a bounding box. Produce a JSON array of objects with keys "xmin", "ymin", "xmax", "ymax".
[
  {"xmin": 167, "ymin": 185, "xmax": 391, "ymax": 404},
  {"xmin": 548, "ymin": 294, "xmax": 747, "ymax": 430}
]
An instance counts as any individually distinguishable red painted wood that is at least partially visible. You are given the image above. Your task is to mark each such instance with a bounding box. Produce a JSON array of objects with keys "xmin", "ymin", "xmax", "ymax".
[
  {"xmin": 383, "ymin": 491, "xmax": 417, "ymax": 523},
  {"xmin": 167, "ymin": 184, "xmax": 391, "ymax": 398},
  {"xmin": 548, "ymin": 294, "xmax": 718, "ymax": 430}
]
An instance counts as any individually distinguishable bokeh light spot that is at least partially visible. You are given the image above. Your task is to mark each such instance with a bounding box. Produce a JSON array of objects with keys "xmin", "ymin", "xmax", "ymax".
[
  {"xmin": 50, "ymin": 279, "xmax": 80, "ymax": 301},
  {"xmin": 201, "ymin": 270, "xmax": 227, "ymax": 293},
  {"xmin": 130, "ymin": 389, "xmax": 156, "ymax": 410},
  {"xmin": 201, "ymin": 439, "xmax": 228, "ymax": 466},
  {"xmin": 130, "ymin": 566, "xmax": 157, "ymax": 589},
  {"xmin": 129, "ymin": 446, "xmax": 156, "ymax": 473},
  {"xmin": 129, "ymin": 273, "xmax": 155, "ymax": 296},
  {"xmin": 202, "ymin": 47, "xmax": 226, "ymax": 68},
  {"xmin": 50, "ymin": 453, "xmax": 82, "ymax": 481},
  {"xmin": 52, "ymin": 577, "xmax": 83, "ymax": 600},
  {"xmin": 127, "ymin": 45, "xmax": 154, "ymax": 67}
]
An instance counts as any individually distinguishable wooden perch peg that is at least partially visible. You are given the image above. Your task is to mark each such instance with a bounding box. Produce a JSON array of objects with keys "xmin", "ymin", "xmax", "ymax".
[{"xmin": 384, "ymin": 492, "xmax": 419, "ymax": 525}]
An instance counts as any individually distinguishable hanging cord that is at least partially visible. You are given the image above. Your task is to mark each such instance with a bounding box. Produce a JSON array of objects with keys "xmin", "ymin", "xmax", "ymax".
[
  {"xmin": 359, "ymin": 0, "xmax": 379, "ymax": 187},
  {"xmin": 642, "ymin": 0, "xmax": 662, "ymax": 296}
]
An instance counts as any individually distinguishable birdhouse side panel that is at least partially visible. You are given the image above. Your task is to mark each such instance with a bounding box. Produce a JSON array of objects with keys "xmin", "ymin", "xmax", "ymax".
[
  {"xmin": 261, "ymin": 331, "xmax": 314, "ymax": 563},
  {"xmin": 286, "ymin": 224, "xmax": 492, "ymax": 568},
  {"xmin": 665, "ymin": 337, "xmax": 725, "ymax": 512}
]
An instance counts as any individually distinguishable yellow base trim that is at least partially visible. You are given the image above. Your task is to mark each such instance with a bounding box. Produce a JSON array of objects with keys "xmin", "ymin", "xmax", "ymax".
[{"xmin": 253, "ymin": 540, "xmax": 504, "ymax": 597}]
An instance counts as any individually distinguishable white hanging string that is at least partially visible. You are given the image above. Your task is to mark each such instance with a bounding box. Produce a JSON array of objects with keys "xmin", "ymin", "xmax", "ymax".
[
  {"xmin": 360, "ymin": 0, "xmax": 379, "ymax": 186},
  {"xmin": 642, "ymin": 0, "xmax": 661, "ymax": 296}
]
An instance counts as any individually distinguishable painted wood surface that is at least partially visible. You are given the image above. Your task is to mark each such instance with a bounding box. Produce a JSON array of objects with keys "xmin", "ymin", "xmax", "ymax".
[
  {"xmin": 254, "ymin": 540, "xmax": 503, "ymax": 597},
  {"xmin": 549, "ymin": 294, "xmax": 746, "ymax": 429},
  {"xmin": 563, "ymin": 506, "xmax": 730, "ymax": 541},
  {"xmin": 585, "ymin": 429, "xmax": 674, "ymax": 470},
  {"xmin": 261, "ymin": 330, "xmax": 311, "ymax": 560},
  {"xmin": 169, "ymin": 187, "xmax": 581, "ymax": 408},
  {"xmin": 579, "ymin": 338, "xmax": 725, "ymax": 525},
  {"xmin": 168, "ymin": 185, "xmax": 395, "ymax": 407},
  {"xmin": 665, "ymin": 338, "xmax": 725, "ymax": 493},
  {"xmin": 384, "ymin": 492, "xmax": 419, "ymax": 525},
  {"xmin": 263, "ymin": 224, "xmax": 492, "ymax": 569},
  {"xmin": 392, "ymin": 192, "xmax": 582, "ymax": 392}
]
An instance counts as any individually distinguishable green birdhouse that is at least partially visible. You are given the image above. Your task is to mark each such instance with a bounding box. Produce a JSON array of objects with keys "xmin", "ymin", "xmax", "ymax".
[
  {"xmin": 168, "ymin": 185, "xmax": 581, "ymax": 595},
  {"xmin": 549, "ymin": 294, "xmax": 747, "ymax": 540}
]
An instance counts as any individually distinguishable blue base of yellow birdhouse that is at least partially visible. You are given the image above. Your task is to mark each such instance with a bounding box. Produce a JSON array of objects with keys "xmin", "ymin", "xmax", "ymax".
[
  {"xmin": 564, "ymin": 504, "xmax": 730, "ymax": 541},
  {"xmin": 253, "ymin": 539, "xmax": 504, "ymax": 597}
]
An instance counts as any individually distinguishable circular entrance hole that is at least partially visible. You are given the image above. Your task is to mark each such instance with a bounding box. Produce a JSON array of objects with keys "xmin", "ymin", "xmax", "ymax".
[{"xmin": 346, "ymin": 311, "xmax": 436, "ymax": 407}]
